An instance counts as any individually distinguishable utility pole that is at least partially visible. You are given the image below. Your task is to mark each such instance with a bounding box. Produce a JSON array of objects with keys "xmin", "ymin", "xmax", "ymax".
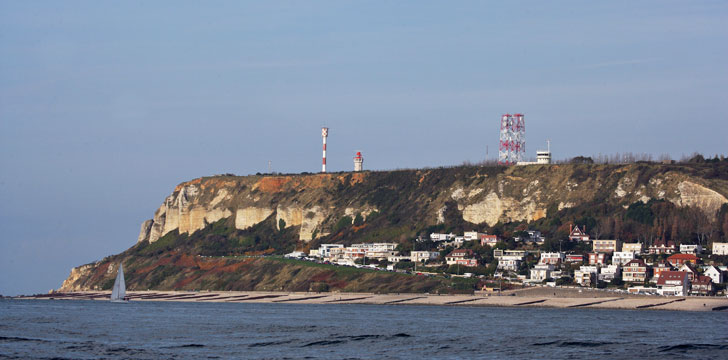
[{"xmin": 268, "ymin": 160, "xmax": 272, "ymax": 174}]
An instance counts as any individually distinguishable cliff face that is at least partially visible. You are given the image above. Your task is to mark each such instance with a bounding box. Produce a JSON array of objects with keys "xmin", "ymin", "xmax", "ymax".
[
  {"xmin": 60, "ymin": 163, "xmax": 728, "ymax": 292},
  {"xmin": 136, "ymin": 164, "xmax": 728, "ymax": 244}
]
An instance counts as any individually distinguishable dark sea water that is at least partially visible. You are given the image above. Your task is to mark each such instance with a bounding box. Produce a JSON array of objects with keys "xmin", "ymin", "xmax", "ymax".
[{"xmin": 1, "ymin": 299, "xmax": 727, "ymax": 359}]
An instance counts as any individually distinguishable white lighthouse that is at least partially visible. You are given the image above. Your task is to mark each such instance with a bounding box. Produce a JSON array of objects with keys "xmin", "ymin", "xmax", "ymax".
[
  {"xmin": 321, "ymin": 127, "xmax": 329, "ymax": 173},
  {"xmin": 353, "ymin": 151, "xmax": 363, "ymax": 172}
]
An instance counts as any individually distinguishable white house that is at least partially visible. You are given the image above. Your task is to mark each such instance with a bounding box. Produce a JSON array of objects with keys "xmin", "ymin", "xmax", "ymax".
[
  {"xmin": 656, "ymin": 271, "xmax": 690, "ymax": 296},
  {"xmin": 539, "ymin": 252, "xmax": 564, "ymax": 265},
  {"xmin": 411, "ymin": 251, "xmax": 440, "ymax": 262},
  {"xmin": 712, "ymin": 242, "xmax": 728, "ymax": 255},
  {"xmin": 679, "ymin": 244, "xmax": 702, "ymax": 255},
  {"xmin": 704, "ymin": 265, "xmax": 724, "ymax": 284},
  {"xmin": 599, "ymin": 265, "xmax": 621, "ymax": 281},
  {"xmin": 430, "ymin": 233, "xmax": 456, "ymax": 242},
  {"xmin": 317, "ymin": 244, "xmax": 345, "ymax": 258},
  {"xmin": 530, "ymin": 264, "xmax": 555, "ymax": 281},
  {"xmin": 497, "ymin": 255, "xmax": 524, "ymax": 272},
  {"xmin": 612, "ymin": 251, "xmax": 635, "ymax": 266},
  {"xmin": 463, "ymin": 231, "xmax": 484, "ymax": 241}
]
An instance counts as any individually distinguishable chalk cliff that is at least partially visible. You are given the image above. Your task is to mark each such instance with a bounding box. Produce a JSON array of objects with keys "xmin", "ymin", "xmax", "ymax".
[{"xmin": 136, "ymin": 165, "xmax": 728, "ymax": 244}]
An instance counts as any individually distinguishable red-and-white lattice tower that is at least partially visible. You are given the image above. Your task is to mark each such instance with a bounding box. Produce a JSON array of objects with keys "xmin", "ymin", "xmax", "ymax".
[
  {"xmin": 498, "ymin": 113, "xmax": 525, "ymax": 165},
  {"xmin": 321, "ymin": 127, "xmax": 329, "ymax": 173}
]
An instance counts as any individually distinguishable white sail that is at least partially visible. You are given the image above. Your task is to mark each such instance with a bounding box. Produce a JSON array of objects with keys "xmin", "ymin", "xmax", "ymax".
[{"xmin": 110, "ymin": 263, "xmax": 126, "ymax": 302}]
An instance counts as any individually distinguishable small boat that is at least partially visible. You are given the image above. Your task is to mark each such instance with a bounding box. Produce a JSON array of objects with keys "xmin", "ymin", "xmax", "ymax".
[{"xmin": 110, "ymin": 263, "xmax": 129, "ymax": 303}]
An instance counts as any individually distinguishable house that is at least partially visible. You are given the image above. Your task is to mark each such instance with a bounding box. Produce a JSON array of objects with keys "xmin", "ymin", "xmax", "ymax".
[
  {"xmin": 387, "ymin": 255, "xmax": 409, "ymax": 263},
  {"xmin": 679, "ymin": 244, "xmax": 702, "ymax": 255},
  {"xmin": 628, "ymin": 286, "xmax": 658, "ymax": 295},
  {"xmin": 316, "ymin": 244, "xmax": 345, "ymax": 258},
  {"xmin": 530, "ymin": 264, "xmax": 555, "ymax": 281},
  {"xmin": 515, "ymin": 230, "xmax": 545, "ymax": 244},
  {"xmin": 678, "ymin": 263, "xmax": 700, "ymax": 281},
  {"xmin": 565, "ymin": 254, "xmax": 584, "ymax": 263},
  {"xmin": 430, "ymin": 233, "xmax": 456, "ymax": 242},
  {"xmin": 480, "ymin": 235, "xmax": 500, "ymax": 246},
  {"xmin": 445, "ymin": 249, "xmax": 478, "ymax": 267},
  {"xmin": 648, "ymin": 241, "xmax": 676, "ymax": 255},
  {"xmin": 539, "ymin": 252, "xmax": 564, "ymax": 265},
  {"xmin": 623, "ymin": 259, "xmax": 650, "ymax": 283},
  {"xmin": 713, "ymin": 242, "xmax": 728, "ymax": 255},
  {"xmin": 593, "ymin": 239, "xmax": 621, "ymax": 253},
  {"xmin": 463, "ymin": 231, "xmax": 484, "ymax": 242},
  {"xmin": 704, "ymin": 265, "xmax": 724, "ymax": 284},
  {"xmin": 652, "ymin": 261, "xmax": 674, "ymax": 281},
  {"xmin": 411, "ymin": 251, "xmax": 440, "ymax": 263},
  {"xmin": 569, "ymin": 225, "xmax": 590, "ymax": 241},
  {"xmin": 599, "ymin": 265, "xmax": 621, "ymax": 281},
  {"xmin": 622, "ymin": 242, "xmax": 644, "ymax": 254},
  {"xmin": 691, "ymin": 275, "xmax": 714, "ymax": 296},
  {"xmin": 656, "ymin": 271, "xmax": 690, "ymax": 296},
  {"xmin": 574, "ymin": 270, "xmax": 595, "ymax": 286},
  {"xmin": 588, "ymin": 252, "xmax": 608, "ymax": 265},
  {"xmin": 612, "ymin": 251, "xmax": 635, "ymax": 266},
  {"xmin": 667, "ymin": 254, "xmax": 699, "ymax": 267}
]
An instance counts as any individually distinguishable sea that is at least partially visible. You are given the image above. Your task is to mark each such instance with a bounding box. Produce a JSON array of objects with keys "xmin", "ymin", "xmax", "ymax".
[{"xmin": 1, "ymin": 299, "xmax": 727, "ymax": 359}]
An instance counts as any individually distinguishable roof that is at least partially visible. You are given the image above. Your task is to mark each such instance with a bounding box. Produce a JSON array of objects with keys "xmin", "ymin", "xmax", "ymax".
[
  {"xmin": 668, "ymin": 254, "xmax": 699, "ymax": 261},
  {"xmin": 447, "ymin": 249, "xmax": 474, "ymax": 257},
  {"xmin": 651, "ymin": 241, "xmax": 675, "ymax": 247},
  {"xmin": 625, "ymin": 259, "xmax": 647, "ymax": 267},
  {"xmin": 656, "ymin": 271, "xmax": 688, "ymax": 286},
  {"xmin": 693, "ymin": 275, "xmax": 712, "ymax": 285}
]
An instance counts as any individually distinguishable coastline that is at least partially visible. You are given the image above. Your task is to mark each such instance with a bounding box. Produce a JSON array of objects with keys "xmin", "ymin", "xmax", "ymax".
[{"xmin": 14, "ymin": 288, "xmax": 728, "ymax": 312}]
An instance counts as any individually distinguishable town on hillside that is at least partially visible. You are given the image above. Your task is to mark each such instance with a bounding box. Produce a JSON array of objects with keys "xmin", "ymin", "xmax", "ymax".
[{"xmin": 287, "ymin": 225, "xmax": 728, "ymax": 297}]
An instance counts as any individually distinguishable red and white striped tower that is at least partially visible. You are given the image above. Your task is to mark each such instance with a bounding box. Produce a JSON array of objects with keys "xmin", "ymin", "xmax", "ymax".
[{"xmin": 321, "ymin": 127, "xmax": 329, "ymax": 173}]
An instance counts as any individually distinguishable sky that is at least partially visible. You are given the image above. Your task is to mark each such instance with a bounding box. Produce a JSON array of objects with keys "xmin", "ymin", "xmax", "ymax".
[{"xmin": 1, "ymin": 1, "xmax": 726, "ymax": 295}]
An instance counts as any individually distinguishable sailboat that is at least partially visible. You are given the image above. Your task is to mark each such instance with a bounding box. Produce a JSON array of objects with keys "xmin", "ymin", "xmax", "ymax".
[{"xmin": 110, "ymin": 263, "xmax": 128, "ymax": 303}]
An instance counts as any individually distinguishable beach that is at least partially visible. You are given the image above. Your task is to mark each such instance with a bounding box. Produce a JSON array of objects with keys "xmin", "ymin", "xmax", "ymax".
[{"xmin": 16, "ymin": 288, "xmax": 728, "ymax": 312}]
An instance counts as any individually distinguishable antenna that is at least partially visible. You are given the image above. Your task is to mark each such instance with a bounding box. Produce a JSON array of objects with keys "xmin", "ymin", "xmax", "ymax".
[
  {"xmin": 268, "ymin": 160, "xmax": 272, "ymax": 174},
  {"xmin": 321, "ymin": 127, "xmax": 329, "ymax": 173}
]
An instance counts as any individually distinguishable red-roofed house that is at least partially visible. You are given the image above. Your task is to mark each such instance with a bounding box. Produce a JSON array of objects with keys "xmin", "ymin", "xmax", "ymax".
[
  {"xmin": 569, "ymin": 225, "xmax": 590, "ymax": 241},
  {"xmin": 667, "ymin": 254, "xmax": 699, "ymax": 267},
  {"xmin": 652, "ymin": 261, "xmax": 673, "ymax": 281},
  {"xmin": 690, "ymin": 275, "xmax": 714, "ymax": 296},
  {"xmin": 656, "ymin": 271, "xmax": 690, "ymax": 296}
]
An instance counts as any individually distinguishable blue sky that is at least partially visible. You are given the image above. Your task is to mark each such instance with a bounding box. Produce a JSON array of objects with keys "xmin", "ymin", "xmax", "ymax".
[{"xmin": 1, "ymin": 1, "xmax": 726, "ymax": 295}]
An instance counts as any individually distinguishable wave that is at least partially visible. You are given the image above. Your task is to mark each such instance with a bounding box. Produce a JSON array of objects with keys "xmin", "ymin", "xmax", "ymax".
[
  {"xmin": 0, "ymin": 336, "xmax": 48, "ymax": 343},
  {"xmin": 658, "ymin": 344, "xmax": 728, "ymax": 352},
  {"xmin": 249, "ymin": 340, "xmax": 294, "ymax": 348},
  {"xmin": 301, "ymin": 333, "xmax": 412, "ymax": 347},
  {"xmin": 532, "ymin": 340, "xmax": 614, "ymax": 348}
]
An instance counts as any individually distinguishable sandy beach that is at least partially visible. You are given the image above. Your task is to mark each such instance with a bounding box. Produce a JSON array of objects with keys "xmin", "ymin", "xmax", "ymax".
[{"xmin": 15, "ymin": 288, "xmax": 728, "ymax": 312}]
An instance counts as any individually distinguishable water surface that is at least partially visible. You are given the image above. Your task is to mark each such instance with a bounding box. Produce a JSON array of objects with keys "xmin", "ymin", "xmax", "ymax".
[{"xmin": 1, "ymin": 299, "xmax": 726, "ymax": 359}]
